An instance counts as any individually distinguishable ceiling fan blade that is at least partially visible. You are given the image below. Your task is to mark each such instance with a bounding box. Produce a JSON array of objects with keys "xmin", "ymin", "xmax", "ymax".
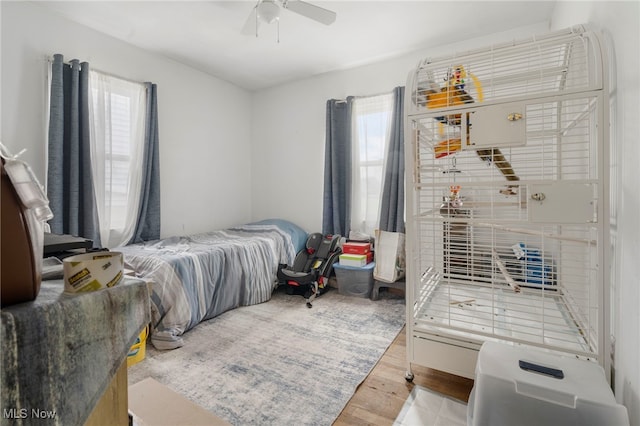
[
  {"xmin": 241, "ymin": 4, "xmax": 260, "ymax": 36},
  {"xmin": 283, "ymin": 0, "xmax": 336, "ymax": 25}
]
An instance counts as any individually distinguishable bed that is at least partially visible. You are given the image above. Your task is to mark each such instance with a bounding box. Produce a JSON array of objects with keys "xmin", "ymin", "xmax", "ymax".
[{"xmin": 120, "ymin": 219, "xmax": 307, "ymax": 350}]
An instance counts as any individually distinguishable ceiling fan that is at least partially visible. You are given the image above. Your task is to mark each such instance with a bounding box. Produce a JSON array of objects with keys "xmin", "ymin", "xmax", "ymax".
[{"xmin": 242, "ymin": 0, "xmax": 337, "ymax": 39}]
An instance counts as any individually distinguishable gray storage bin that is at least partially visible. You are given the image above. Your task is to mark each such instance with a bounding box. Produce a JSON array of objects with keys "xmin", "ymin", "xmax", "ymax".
[{"xmin": 334, "ymin": 262, "xmax": 375, "ymax": 298}]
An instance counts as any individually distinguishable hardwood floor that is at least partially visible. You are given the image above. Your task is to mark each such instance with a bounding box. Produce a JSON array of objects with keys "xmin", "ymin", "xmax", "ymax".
[{"xmin": 333, "ymin": 326, "xmax": 474, "ymax": 426}]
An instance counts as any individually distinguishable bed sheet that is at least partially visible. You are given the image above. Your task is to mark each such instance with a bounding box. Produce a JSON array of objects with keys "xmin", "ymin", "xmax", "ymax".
[{"xmin": 120, "ymin": 223, "xmax": 299, "ymax": 350}]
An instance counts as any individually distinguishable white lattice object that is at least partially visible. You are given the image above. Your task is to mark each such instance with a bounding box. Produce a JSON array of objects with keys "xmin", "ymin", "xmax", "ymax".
[{"xmin": 404, "ymin": 25, "xmax": 611, "ymax": 381}]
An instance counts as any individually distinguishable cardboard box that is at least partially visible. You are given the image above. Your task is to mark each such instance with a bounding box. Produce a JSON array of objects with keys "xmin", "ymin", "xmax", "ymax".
[
  {"xmin": 129, "ymin": 378, "xmax": 230, "ymax": 426},
  {"xmin": 339, "ymin": 253, "xmax": 372, "ymax": 267},
  {"xmin": 342, "ymin": 242, "xmax": 371, "ymax": 255}
]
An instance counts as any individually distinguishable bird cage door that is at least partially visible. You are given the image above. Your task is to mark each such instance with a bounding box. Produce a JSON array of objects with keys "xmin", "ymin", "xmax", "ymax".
[
  {"xmin": 468, "ymin": 101, "xmax": 527, "ymax": 148},
  {"xmin": 529, "ymin": 182, "xmax": 596, "ymax": 223}
]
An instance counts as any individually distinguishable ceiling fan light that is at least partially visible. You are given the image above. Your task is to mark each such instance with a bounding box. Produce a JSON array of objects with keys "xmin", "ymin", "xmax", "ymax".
[{"xmin": 257, "ymin": 1, "xmax": 280, "ymax": 24}]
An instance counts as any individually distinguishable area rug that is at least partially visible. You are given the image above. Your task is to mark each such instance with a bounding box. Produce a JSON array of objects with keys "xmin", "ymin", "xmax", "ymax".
[
  {"xmin": 393, "ymin": 385, "xmax": 468, "ymax": 426},
  {"xmin": 128, "ymin": 287, "xmax": 405, "ymax": 425}
]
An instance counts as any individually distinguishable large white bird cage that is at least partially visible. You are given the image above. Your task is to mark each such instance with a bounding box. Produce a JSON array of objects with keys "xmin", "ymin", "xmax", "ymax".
[{"xmin": 404, "ymin": 25, "xmax": 610, "ymax": 381}]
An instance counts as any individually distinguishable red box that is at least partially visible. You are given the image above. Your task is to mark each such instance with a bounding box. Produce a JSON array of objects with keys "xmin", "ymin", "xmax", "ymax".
[{"xmin": 343, "ymin": 242, "xmax": 371, "ymax": 255}]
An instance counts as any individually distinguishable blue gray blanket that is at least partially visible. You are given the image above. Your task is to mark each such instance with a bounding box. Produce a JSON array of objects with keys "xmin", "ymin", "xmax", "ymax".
[{"xmin": 120, "ymin": 224, "xmax": 298, "ymax": 350}]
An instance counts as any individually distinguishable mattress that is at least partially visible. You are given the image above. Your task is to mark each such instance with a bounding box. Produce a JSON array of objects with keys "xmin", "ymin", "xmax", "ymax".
[{"xmin": 120, "ymin": 221, "xmax": 302, "ymax": 350}]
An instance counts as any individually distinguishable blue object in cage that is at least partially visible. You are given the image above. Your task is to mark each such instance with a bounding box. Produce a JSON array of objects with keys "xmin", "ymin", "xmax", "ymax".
[{"xmin": 512, "ymin": 243, "xmax": 555, "ymax": 287}]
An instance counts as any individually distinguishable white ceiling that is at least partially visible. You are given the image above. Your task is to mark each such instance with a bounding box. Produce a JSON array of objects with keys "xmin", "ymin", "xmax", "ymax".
[{"xmin": 34, "ymin": 1, "xmax": 557, "ymax": 91}]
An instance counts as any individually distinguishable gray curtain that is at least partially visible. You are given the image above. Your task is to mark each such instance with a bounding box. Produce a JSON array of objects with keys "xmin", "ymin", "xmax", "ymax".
[
  {"xmin": 47, "ymin": 54, "xmax": 101, "ymax": 246},
  {"xmin": 379, "ymin": 86, "xmax": 405, "ymax": 233},
  {"xmin": 322, "ymin": 97, "xmax": 354, "ymax": 236},
  {"xmin": 130, "ymin": 83, "xmax": 161, "ymax": 243}
]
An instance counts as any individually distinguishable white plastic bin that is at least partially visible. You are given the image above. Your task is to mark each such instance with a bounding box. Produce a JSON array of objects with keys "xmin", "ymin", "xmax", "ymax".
[{"xmin": 468, "ymin": 341, "xmax": 629, "ymax": 426}]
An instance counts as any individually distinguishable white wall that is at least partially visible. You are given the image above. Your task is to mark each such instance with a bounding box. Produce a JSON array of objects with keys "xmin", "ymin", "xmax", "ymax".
[
  {"xmin": 1, "ymin": 1, "xmax": 253, "ymax": 240},
  {"xmin": 250, "ymin": 22, "xmax": 549, "ymax": 233},
  {"xmin": 550, "ymin": 2, "xmax": 640, "ymax": 424}
]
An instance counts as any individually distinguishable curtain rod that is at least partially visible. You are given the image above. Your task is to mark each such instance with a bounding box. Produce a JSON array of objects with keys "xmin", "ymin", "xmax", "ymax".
[
  {"xmin": 46, "ymin": 56, "xmax": 145, "ymax": 85},
  {"xmin": 334, "ymin": 89, "xmax": 397, "ymax": 104}
]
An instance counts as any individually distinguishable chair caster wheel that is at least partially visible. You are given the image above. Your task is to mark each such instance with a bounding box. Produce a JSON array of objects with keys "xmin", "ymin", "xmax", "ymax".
[{"xmin": 405, "ymin": 372, "xmax": 414, "ymax": 382}]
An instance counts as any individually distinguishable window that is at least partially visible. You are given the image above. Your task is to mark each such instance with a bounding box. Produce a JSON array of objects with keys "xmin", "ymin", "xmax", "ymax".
[
  {"xmin": 351, "ymin": 93, "xmax": 394, "ymax": 236},
  {"xmin": 89, "ymin": 71, "xmax": 147, "ymax": 248}
]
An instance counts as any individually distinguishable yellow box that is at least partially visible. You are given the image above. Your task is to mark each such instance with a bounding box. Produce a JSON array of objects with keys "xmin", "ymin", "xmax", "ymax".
[{"xmin": 127, "ymin": 325, "xmax": 149, "ymax": 367}]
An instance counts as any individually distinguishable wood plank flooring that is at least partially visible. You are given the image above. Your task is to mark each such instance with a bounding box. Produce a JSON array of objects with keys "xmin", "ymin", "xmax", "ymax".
[{"xmin": 333, "ymin": 326, "xmax": 474, "ymax": 426}]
